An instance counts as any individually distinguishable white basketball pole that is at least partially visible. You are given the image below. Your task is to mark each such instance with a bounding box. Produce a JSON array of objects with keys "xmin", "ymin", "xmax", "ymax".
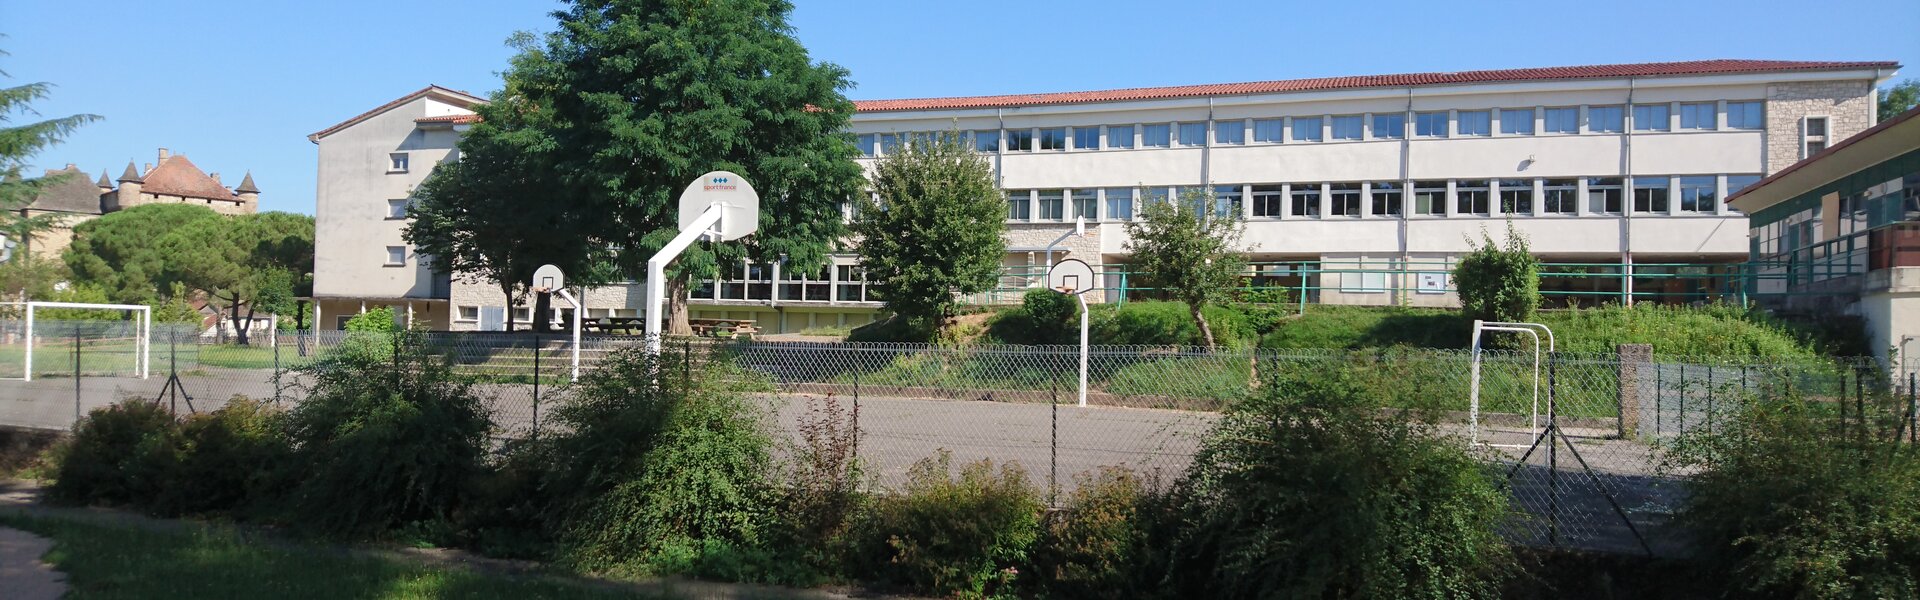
[
  {"xmin": 555, "ymin": 288, "xmax": 583, "ymax": 380},
  {"xmin": 23, "ymin": 303, "xmax": 33, "ymax": 382},
  {"xmin": 644, "ymin": 204, "xmax": 725, "ymax": 354},
  {"xmin": 1077, "ymin": 291, "xmax": 1089, "ymax": 407}
]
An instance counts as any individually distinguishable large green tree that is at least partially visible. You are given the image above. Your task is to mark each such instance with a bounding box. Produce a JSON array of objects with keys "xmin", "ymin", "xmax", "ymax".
[
  {"xmin": 1, "ymin": 49, "xmax": 101, "ymax": 253},
  {"xmin": 461, "ymin": 0, "xmax": 866, "ymax": 334},
  {"xmin": 65, "ymin": 204, "xmax": 221, "ymax": 304},
  {"xmin": 852, "ymin": 133, "xmax": 1005, "ymax": 336},
  {"xmin": 1121, "ymin": 190, "xmax": 1247, "ymax": 348},
  {"xmin": 160, "ymin": 211, "xmax": 314, "ymax": 345},
  {"xmin": 1882, "ymin": 79, "xmax": 1919, "ymax": 123}
]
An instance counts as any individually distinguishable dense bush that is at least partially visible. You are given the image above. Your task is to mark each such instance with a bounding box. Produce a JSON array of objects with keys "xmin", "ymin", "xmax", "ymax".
[
  {"xmin": 1166, "ymin": 368, "xmax": 1512, "ymax": 598},
  {"xmin": 46, "ymin": 400, "xmax": 181, "ymax": 507},
  {"xmin": 1454, "ymin": 225, "xmax": 1540, "ymax": 327},
  {"xmin": 1668, "ymin": 391, "xmax": 1920, "ymax": 598},
  {"xmin": 1030, "ymin": 467, "xmax": 1171, "ymax": 598},
  {"xmin": 988, "ymin": 288, "xmax": 1079, "ymax": 345},
  {"xmin": 850, "ymin": 451, "xmax": 1043, "ymax": 598},
  {"xmin": 150, "ymin": 397, "xmax": 289, "ymax": 517},
  {"xmin": 280, "ymin": 332, "xmax": 493, "ymax": 538},
  {"xmin": 540, "ymin": 345, "xmax": 778, "ymax": 578}
]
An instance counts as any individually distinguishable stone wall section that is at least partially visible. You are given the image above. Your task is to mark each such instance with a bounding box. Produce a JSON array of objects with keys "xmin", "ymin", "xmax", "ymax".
[{"xmin": 1765, "ymin": 80, "xmax": 1876, "ymax": 174}]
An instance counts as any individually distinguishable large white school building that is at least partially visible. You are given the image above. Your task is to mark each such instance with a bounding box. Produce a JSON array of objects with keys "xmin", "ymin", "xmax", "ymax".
[{"xmin": 307, "ymin": 59, "xmax": 1898, "ymax": 332}]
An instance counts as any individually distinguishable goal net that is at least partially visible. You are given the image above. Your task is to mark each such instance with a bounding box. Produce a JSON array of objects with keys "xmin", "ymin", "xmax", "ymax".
[{"xmin": 0, "ymin": 302, "xmax": 152, "ymax": 381}]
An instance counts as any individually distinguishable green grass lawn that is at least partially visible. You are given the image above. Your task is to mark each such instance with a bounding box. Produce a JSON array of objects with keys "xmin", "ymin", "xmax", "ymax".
[{"xmin": 0, "ymin": 515, "xmax": 666, "ymax": 599}]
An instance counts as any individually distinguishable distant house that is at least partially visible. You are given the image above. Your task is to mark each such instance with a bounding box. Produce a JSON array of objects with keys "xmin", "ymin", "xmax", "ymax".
[{"xmin": 16, "ymin": 148, "xmax": 261, "ymax": 261}]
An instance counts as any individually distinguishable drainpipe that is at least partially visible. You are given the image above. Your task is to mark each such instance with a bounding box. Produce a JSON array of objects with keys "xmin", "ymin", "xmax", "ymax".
[
  {"xmin": 1623, "ymin": 77, "xmax": 1636, "ymax": 307},
  {"xmin": 1203, "ymin": 98, "xmax": 1215, "ymax": 188},
  {"xmin": 1400, "ymin": 87, "xmax": 1414, "ymax": 307}
]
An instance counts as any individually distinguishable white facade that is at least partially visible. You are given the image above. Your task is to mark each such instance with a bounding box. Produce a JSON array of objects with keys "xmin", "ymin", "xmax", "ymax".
[{"xmin": 308, "ymin": 61, "xmax": 1896, "ymax": 332}]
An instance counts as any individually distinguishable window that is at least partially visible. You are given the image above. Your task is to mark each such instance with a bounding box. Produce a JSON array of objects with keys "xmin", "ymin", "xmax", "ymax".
[
  {"xmin": 1215, "ymin": 120, "xmax": 1246, "ymax": 144},
  {"xmin": 1542, "ymin": 179, "xmax": 1577, "ymax": 214},
  {"xmin": 385, "ymin": 246, "xmax": 406, "ymax": 266},
  {"xmin": 1140, "ymin": 187, "xmax": 1169, "ymax": 206},
  {"xmin": 388, "ymin": 153, "xmax": 409, "ymax": 173},
  {"xmin": 1007, "ymin": 191, "xmax": 1031, "ymax": 221},
  {"xmin": 386, "ymin": 198, "xmax": 410, "ymax": 219},
  {"xmin": 1251, "ymin": 185, "xmax": 1284, "ymax": 218},
  {"xmin": 1105, "ymin": 188, "xmax": 1134, "ymax": 220},
  {"xmin": 1726, "ymin": 174, "xmax": 1763, "ymax": 197},
  {"xmin": 835, "ymin": 265, "xmax": 867, "ymax": 302},
  {"xmin": 1457, "ymin": 111, "xmax": 1492, "ymax": 136},
  {"xmin": 879, "ymin": 133, "xmax": 901, "ymax": 154},
  {"xmin": 908, "ymin": 131, "xmax": 933, "ymax": 149},
  {"xmin": 1456, "ymin": 180, "xmax": 1490, "ymax": 215},
  {"xmin": 1587, "ymin": 177, "xmax": 1623, "ymax": 213},
  {"xmin": 1072, "ymin": 127, "xmax": 1100, "ymax": 150},
  {"xmin": 1142, "ymin": 124, "xmax": 1171, "ymax": 147},
  {"xmin": 1005, "ymin": 129, "xmax": 1033, "ymax": 151},
  {"xmin": 1290, "ymin": 184, "xmax": 1321, "ymax": 218},
  {"xmin": 1726, "ymin": 101, "xmax": 1764, "ymax": 129},
  {"xmin": 1292, "ymin": 117, "xmax": 1323, "ymax": 142},
  {"xmin": 1803, "ymin": 116, "xmax": 1829, "ymax": 158},
  {"xmin": 1178, "ymin": 122, "xmax": 1207, "ymax": 146},
  {"xmin": 1544, "ymin": 107, "xmax": 1579, "ymax": 133},
  {"xmin": 1331, "ymin": 115, "xmax": 1363, "ymax": 140},
  {"xmin": 456, "ymin": 306, "xmax": 479, "ymax": 322},
  {"xmin": 1213, "ymin": 186, "xmax": 1242, "ymax": 217},
  {"xmin": 1341, "ymin": 265, "xmax": 1390, "ymax": 294},
  {"xmin": 1370, "ymin": 182, "xmax": 1403, "ymax": 216},
  {"xmin": 1253, "ymin": 119, "xmax": 1284, "ymax": 142},
  {"xmin": 1329, "ymin": 183, "xmax": 1362, "ymax": 216},
  {"xmin": 1038, "ymin": 189, "xmax": 1065, "ymax": 220},
  {"xmin": 1039, "ymin": 128, "xmax": 1068, "ymax": 151},
  {"xmin": 1806, "ymin": 140, "xmax": 1827, "ymax": 156},
  {"xmin": 1071, "ymin": 189, "xmax": 1098, "ymax": 220},
  {"xmin": 1678, "ymin": 176, "xmax": 1717, "ymax": 213},
  {"xmin": 1106, "ymin": 125, "xmax": 1134, "ymax": 149},
  {"xmin": 974, "ymin": 130, "xmax": 1001, "ymax": 152},
  {"xmin": 1499, "ymin": 179, "xmax": 1533, "ymax": 214},
  {"xmin": 1633, "ymin": 104, "xmax": 1671, "ymax": 132},
  {"xmin": 1679, "ymin": 103, "xmax": 1716, "ymax": 130},
  {"xmin": 1805, "ymin": 117, "xmax": 1827, "ymax": 137},
  {"xmin": 1415, "ymin": 112, "xmax": 1448, "ymax": 138},
  {"xmin": 1413, "ymin": 181, "xmax": 1447, "ymax": 215},
  {"xmin": 1633, "ymin": 178, "xmax": 1670, "ymax": 213},
  {"xmin": 1589, "ymin": 106, "xmax": 1624, "ymax": 133},
  {"xmin": 1372, "ymin": 113, "xmax": 1405, "ymax": 139},
  {"xmin": 856, "ymin": 134, "xmax": 875, "ymax": 156},
  {"xmin": 1499, "ymin": 109, "xmax": 1535, "ymax": 135}
]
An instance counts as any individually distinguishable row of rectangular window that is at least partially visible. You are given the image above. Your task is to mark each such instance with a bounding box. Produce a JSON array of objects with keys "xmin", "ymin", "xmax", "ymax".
[
  {"xmin": 999, "ymin": 175, "xmax": 1761, "ymax": 222},
  {"xmin": 854, "ymin": 101, "xmax": 1767, "ymax": 155}
]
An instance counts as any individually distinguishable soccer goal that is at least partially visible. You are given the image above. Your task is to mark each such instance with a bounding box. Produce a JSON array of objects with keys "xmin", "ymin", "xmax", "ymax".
[
  {"xmin": 1466, "ymin": 320, "xmax": 1553, "ymax": 448},
  {"xmin": 9, "ymin": 301, "xmax": 152, "ymax": 381}
]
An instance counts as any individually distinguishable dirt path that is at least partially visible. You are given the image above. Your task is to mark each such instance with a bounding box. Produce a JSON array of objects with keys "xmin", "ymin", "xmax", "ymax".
[{"xmin": 0, "ymin": 525, "xmax": 65, "ymax": 600}]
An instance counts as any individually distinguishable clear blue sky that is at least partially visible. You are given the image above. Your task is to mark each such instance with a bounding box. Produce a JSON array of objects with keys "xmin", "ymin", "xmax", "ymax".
[{"xmin": 7, "ymin": 0, "xmax": 1917, "ymax": 215}]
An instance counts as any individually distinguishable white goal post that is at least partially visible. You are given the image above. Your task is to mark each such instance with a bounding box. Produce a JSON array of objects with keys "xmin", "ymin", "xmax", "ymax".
[{"xmin": 22, "ymin": 301, "xmax": 152, "ymax": 381}]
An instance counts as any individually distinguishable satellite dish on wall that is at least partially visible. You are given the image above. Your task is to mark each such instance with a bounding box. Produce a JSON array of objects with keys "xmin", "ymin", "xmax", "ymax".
[{"xmin": 678, "ymin": 171, "xmax": 760, "ymax": 241}]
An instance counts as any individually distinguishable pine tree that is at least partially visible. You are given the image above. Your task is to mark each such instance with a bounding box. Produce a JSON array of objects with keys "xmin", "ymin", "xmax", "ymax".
[{"xmin": 0, "ymin": 49, "xmax": 101, "ymax": 250}]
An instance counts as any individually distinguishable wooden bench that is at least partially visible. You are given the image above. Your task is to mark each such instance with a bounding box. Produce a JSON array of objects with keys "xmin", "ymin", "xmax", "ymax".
[{"xmin": 689, "ymin": 318, "xmax": 758, "ymax": 338}]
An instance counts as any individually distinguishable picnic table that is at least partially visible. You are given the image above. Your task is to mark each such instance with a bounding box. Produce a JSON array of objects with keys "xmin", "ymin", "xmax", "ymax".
[
  {"xmin": 581, "ymin": 317, "xmax": 646, "ymax": 335},
  {"xmin": 689, "ymin": 317, "xmax": 759, "ymax": 338}
]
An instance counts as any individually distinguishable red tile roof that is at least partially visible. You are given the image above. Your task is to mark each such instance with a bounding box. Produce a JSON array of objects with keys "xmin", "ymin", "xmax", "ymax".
[
  {"xmin": 416, "ymin": 114, "xmax": 482, "ymax": 124},
  {"xmin": 1728, "ymin": 104, "xmax": 1920, "ymax": 205},
  {"xmin": 308, "ymin": 85, "xmax": 485, "ymax": 142},
  {"xmin": 851, "ymin": 59, "xmax": 1900, "ymax": 113},
  {"xmin": 139, "ymin": 154, "xmax": 236, "ymax": 201}
]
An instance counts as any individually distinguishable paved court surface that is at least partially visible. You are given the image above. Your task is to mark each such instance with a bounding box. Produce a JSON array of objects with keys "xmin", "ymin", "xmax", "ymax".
[{"xmin": 0, "ymin": 527, "xmax": 65, "ymax": 600}]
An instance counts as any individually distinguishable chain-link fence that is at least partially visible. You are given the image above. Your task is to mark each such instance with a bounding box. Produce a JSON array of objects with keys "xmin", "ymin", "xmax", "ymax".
[{"xmin": 2, "ymin": 324, "xmax": 1914, "ymax": 558}]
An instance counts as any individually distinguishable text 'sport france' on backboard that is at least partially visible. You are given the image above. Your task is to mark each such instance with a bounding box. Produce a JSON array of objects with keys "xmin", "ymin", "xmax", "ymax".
[
  {"xmin": 678, "ymin": 170, "xmax": 760, "ymax": 242},
  {"xmin": 1047, "ymin": 258, "xmax": 1096, "ymax": 295},
  {"xmin": 531, "ymin": 264, "xmax": 564, "ymax": 292}
]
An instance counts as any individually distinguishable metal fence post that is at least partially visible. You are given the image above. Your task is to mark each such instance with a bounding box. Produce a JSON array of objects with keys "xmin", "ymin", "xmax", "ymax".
[
  {"xmin": 273, "ymin": 328, "xmax": 283, "ymax": 406},
  {"xmin": 531, "ymin": 334, "xmax": 541, "ymax": 439},
  {"xmin": 1049, "ymin": 371, "xmax": 1060, "ymax": 510},
  {"xmin": 73, "ymin": 323, "xmax": 82, "ymax": 426},
  {"xmin": 1908, "ymin": 372, "xmax": 1917, "ymax": 444}
]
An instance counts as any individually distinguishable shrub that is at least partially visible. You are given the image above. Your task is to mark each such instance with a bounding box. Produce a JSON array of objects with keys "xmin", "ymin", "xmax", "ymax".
[
  {"xmin": 989, "ymin": 289, "xmax": 1079, "ymax": 345},
  {"xmin": 1091, "ymin": 301, "xmax": 1252, "ymax": 348},
  {"xmin": 850, "ymin": 451, "xmax": 1043, "ymax": 598},
  {"xmin": 1454, "ymin": 224, "xmax": 1539, "ymax": 327},
  {"xmin": 279, "ymin": 331, "xmax": 492, "ymax": 538},
  {"xmin": 1030, "ymin": 467, "xmax": 1170, "ymax": 599},
  {"xmin": 150, "ymin": 397, "xmax": 289, "ymax": 517},
  {"xmin": 46, "ymin": 400, "xmax": 181, "ymax": 507},
  {"xmin": 1167, "ymin": 369, "xmax": 1512, "ymax": 598},
  {"xmin": 546, "ymin": 345, "xmax": 777, "ymax": 577},
  {"xmin": 336, "ymin": 307, "xmax": 398, "ymax": 363},
  {"xmin": 1667, "ymin": 390, "xmax": 1920, "ymax": 598},
  {"xmin": 769, "ymin": 394, "xmax": 866, "ymax": 583}
]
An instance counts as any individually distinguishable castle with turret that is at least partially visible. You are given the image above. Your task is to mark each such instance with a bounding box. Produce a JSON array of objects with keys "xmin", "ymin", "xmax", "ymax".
[{"xmin": 13, "ymin": 148, "xmax": 260, "ymax": 259}]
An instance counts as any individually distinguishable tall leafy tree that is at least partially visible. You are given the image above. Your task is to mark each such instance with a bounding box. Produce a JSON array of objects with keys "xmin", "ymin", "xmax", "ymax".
[
  {"xmin": 1, "ymin": 49, "xmax": 101, "ymax": 252},
  {"xmin": 1881, "ymin": 79, "xmax": 1919, "ymax": 123},
  {"xmin": 1453, "ymin": 224, "xmax": 1539, "ymax": 327},
  {"xmin": 493, "ymin": 0, "xmax": 866, "ymax": 334},
  {"xmin": 852, "ymin": 133, "xmax": 1005, "ymax": 336},
  {"xmin": 65, "ymin": 204, "xmax": 221, "ymax": 304},
  {"xmin": 160, "ymin": 211, "xmax": 314, "ymax": 345},
  {"xmin": 1121, "ymin": 190, "xmax": 1247, "ymax": 348}
]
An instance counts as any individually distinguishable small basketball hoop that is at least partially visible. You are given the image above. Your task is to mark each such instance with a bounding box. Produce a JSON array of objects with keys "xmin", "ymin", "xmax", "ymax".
[
  {"xmin": 1046, "ymin": 259, "xmax": 1096, "ymax": 295},
  {"xmin": 531, "ymin": 264, "xmax": 565, "ymax": 293}
]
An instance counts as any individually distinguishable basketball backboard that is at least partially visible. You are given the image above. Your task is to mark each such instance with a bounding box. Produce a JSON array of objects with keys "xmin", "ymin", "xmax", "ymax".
[
  {"xmin": 531, "ymin": 264, "xmax": 564, "ymax": 292},
  {"xmin": 1047, "ymin": 258, "xmax": 1096, "ymax": 295},
  {"xmin": 678, "ymin": 171, "xmax": 760, "ymax": 241}
]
